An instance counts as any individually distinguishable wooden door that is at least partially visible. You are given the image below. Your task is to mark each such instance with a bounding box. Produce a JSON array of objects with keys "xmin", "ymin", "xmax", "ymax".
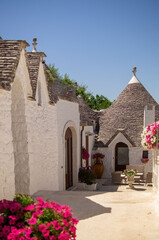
[
  {"xmin": 65, "ymin": 128, "xmax": 73, "ymax": 189},
  {"xmin": 115, "ymin": 142, "xmax": 129, "ymax": 171}
]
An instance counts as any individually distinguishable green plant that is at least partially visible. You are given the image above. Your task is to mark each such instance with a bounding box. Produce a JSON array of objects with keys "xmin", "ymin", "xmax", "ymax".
[
  {"xmin": 124, "ymin": 169, "xmax": 138, "ymax": 176},
  {"xmin": 0, "ymin": 195, "xmax": 78, "ymax": 239},
  {"xmin": 78, "ymin": 166, "xmax": 97, "ymax": 185},
  {"xmin": 46, "ymin": 69, "xmax": 55, "ymax": 82},
  {"xmin": 14, "ymin": 194, "xmax": 35, "ymax": 207}
]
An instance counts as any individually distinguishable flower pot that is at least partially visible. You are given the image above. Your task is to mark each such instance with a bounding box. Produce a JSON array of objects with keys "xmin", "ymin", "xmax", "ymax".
[
  {"xmin": 141, "ymin": 158, "xmax": 149, "ymax": 164},
  {"xmin": 77, "ymin": 182, "xmax": 97, "ymax": 191},
  {"xmin": 127, "ymin": 175, "xmax": 135, "ymax": 188},
  {"xmin": 93, "ymin": 163, "xmax": 104, "ymax": 179}
]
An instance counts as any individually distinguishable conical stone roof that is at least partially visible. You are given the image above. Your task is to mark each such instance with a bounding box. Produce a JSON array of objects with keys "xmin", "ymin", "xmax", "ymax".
[{"xmin": 97, "ymin": 72, "xmax": 158, "ymax": 147}]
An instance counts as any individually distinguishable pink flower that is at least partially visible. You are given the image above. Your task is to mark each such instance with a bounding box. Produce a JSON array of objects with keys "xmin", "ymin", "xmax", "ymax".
[
  {"xmin": 27, "ymin": 216, "xmax": 37, "ymax": 225},
  {"xmin": 39, "ymin": 224, "xmax": 47, "ymax": 232},
  {"xmin": 0, "ymin": 216, "xmax": 4, "ymax": 224},
  {"xmin": 50, "ymin": 236, "xmax": 56, "ymax": 240},
  {"xmin": 25, "ymin": 204, "xmax": 35, "ymax": 211},
  {"xmin": 58, "ymin": 232, "xmax": 70, "ymax": 240}
]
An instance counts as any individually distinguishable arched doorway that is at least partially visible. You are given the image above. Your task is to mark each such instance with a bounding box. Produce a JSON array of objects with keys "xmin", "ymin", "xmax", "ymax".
[
  {"xmin": 115, "ymin": 142, "xmax": 129, "ymax": 171},
  {"xmin": 65, "ymin": 127, "xmax": 73, "ymax": 189}
]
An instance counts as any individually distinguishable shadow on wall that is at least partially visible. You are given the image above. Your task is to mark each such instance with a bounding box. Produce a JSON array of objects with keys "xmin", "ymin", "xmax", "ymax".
[{"xmin": 32, "ymin": 190, "xmax": 111, "ymax": 220}]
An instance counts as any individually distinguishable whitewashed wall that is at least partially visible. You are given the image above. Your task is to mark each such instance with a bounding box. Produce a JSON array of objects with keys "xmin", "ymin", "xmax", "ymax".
[
  {"xmin": 81, "ymin": 125, "xmax": 95, "ymax": 166},
  {"xmin": 0, "ymin": 89, "xmax": 15, "ymax": 200},
  {"xmin": 11, "ymin": 49, "xmax": 32, "ymax": 196},
  {"xmin": 26, "ymin": 102, "xmax": 59, "ymax": 194},
  {"xmin": 26, "ymin": 61, "xmax": 59, "ymax": 195},
  {"xmin": 152, "ymin": 151, "xmax": 159, "ymax": 192},
  {"xmin": 56, "ymin": 99, "xmax": 80, "ymax": 190},
  {"xmin": 92, "ymin": 132, "xmax": 152, "ymax": 179},
  {"xmin": 144, "ymin": 106, "xmax": 155, "ymax": 128}
]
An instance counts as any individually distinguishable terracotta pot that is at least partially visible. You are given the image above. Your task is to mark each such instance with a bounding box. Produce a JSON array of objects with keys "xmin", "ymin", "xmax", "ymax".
[
  {"xmin": 141, "ymin": 158, "xmax": 149, "ymax": 164},
  {"xmin": 93, "ymin": 163, "xmax": 104, "ymax": 179}
]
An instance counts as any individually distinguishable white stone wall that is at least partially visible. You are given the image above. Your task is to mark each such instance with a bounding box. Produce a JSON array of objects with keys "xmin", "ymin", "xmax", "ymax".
[
  {"xmin": 152, "ymin": 151, "xmax": 159, "ymax": 192},
  {"xmin": 0, "ymin": 89, "xmax": 15, "ymax": 200},
  {"xmin": 144, "ymin": 105, "xmax": 155, "ymax": 128},
  {"xmin": 92, "ymin": 132, "xmax": 152, "ymax": 179},
  {"xmin": 56, "ymin": 100, "xmax": 80, "ymax": 190},
  {"xmin": 11, "ymin": 49, "xmax": 32, "ymax": 195},
  {"xmin": 26, "ymin": 102, "xmax": 59, "ymax": 195},
  {"xmin": 26, "ymin": 61, "xmax": 59, "ymax": 195},
  {"xmin": 81, "ymin": 125, "xmax": 95, "ymax": 166},
  {"xmin": 129, "ymin": 147, "xmax": 152, "ymax": 178}
]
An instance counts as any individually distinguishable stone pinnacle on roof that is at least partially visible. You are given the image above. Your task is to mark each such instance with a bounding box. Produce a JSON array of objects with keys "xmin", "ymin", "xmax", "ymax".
[
  {"xmin": 128, "ymin": 66, "xmax": 140, "ymax": 84},
  {"xmin": 32, "ymin": 38, "xmax": 37, "ymax": 52}
]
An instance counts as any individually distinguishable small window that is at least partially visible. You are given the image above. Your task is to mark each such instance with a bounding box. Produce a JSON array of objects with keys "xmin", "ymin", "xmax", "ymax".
[{"xmin": 143, "ymin": 150, "xmax": 148, "ymax": 159}]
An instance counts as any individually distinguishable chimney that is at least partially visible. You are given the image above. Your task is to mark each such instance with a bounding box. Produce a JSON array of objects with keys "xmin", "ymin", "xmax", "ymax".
[{"xmin": 144, "ymin": 105, "xmax": 155, "ymax": 127}]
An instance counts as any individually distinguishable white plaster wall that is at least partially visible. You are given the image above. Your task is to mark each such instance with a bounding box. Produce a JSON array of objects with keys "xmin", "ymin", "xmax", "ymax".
[
  {"xmin": 144, "ymin": 106, "xmax": 155, "ymax": 128},
  {"xmin": 56, "ymin": 100, "xmax": 80, "ymax": 190},
  {"xmin": 26, "ymin": 61, "xmax": 59, "ymax": 195},
  {"xmin": 11, "ymin": 49, "xmax": 32, "ymax": 195},
  {"xmin": 0, "ymin": 89, "xmax": 15, "ymax": 200},
  {"xmin": 82, "ymin": 125, "xmax": 95, "ymax": 166},
  {"xmin": 152, "ymin": 151, "xmax": 159, "ymax": 192},
  {"xmin": 92, "ymin": 132, "xmax": 152, "ymax": 179},
  {"xmin": 129, "ymin": 147, "xmax": 152, "ymax": 178},
  {"xmin": 26, "ymin": 102, "xmax": 59, "ymax": 195}
]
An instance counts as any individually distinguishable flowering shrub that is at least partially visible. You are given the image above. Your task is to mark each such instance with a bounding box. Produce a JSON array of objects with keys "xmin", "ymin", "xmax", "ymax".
[
  {"xmin": 124, "ymin": 169, "xmax": 138, "ymax": 176},
  {"xmin": 0, "ymin": 194, "xmax": 78, "ymax": 240},
  {"xmin": 78, "ymin": 166, "xmax": 97, "ymax": 185},
  {"xmin": 82, "ymin": 147, "xmax": 89, "ymax": 160},
  {"xmin": 92, "ymin": 153, "xmax": 105, "ymax": 159},
  {"xmin": 141, "ymin": 122, "xmax": 159, "ymax": 149}
]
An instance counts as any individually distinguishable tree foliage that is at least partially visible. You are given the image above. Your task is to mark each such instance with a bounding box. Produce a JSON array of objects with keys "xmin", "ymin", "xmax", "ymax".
[{"xmin": 48, "ymin": 64, "xmax": 112, "ymax": 110}]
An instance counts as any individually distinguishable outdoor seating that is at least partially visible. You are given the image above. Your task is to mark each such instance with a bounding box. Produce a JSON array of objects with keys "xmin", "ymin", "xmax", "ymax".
[
  {"xmin": 145, "ymin": 172, "xmax": 152, "ymax": 186},
  {"xmin": 126, "ymin": 165, "xmax": 144, "ymax": 178},
  {"xmin": 111, "ymin": 171, "xmax": 122, "ymax": 184}
]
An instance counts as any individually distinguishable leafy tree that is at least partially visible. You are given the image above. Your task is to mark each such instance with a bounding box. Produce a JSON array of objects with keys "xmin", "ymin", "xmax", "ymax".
[
  {"xmin": 88, "ymin": 94, "xmax": 112, "ymax": 110},
  {"xmin": 48, "ymin": 64, "xmax": 112, "ymax": 110},
  {"xmin": 62, "ymin": 73, "xmax": 75, "ymax": 86},
  {"xmin": 48, "ymin": 64, "xmax": 62, "ymax": 80}
]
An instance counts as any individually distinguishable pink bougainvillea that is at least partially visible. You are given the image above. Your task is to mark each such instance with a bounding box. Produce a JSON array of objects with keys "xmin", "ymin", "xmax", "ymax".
[
  {"xmin": 82, "ymin": 147, "xmax": 89, "ymax": 160},
  {"xmin": 0, "ymin": 195, "xmax": 78, "ymax": 240},
  {"xmin": 141, "ymin": 122, "xmax": 159, "ymax": 149}
]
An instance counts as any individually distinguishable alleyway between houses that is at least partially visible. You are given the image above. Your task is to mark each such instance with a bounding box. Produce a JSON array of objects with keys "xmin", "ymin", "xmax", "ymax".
[{"xmin": 33, "ymin": 184, "xmax": 159, "ymax": 240}]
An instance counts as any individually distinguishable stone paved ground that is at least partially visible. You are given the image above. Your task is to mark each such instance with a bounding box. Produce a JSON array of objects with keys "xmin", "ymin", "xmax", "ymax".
[{"xmin": 33, "ymin": 183, "xmax": 159, "ymax": 240}]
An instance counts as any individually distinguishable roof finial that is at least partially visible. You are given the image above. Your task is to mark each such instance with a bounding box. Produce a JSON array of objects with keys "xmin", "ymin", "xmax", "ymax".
[
  {"xmin": 32, "ymin": 38, "xmax": 37, "ymax": 52},
  {"xmin": 132, "ymin": 67, "xmax": 137, "ymax": 76}
]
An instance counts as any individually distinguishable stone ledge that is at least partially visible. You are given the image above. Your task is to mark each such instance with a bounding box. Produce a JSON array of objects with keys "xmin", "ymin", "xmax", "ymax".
[{"xmin": 77, "ymin": 182, "xmax": 97, "ymax": 191}]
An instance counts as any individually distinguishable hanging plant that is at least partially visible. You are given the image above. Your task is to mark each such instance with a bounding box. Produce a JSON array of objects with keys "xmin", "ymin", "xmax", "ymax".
[
  {"xmin": 141, "ymin": 158, "xmax": 149, "ymax": 164},
  {"xmin": 141, "ymin": 122, "xmax": 159, "ymax": 149}
]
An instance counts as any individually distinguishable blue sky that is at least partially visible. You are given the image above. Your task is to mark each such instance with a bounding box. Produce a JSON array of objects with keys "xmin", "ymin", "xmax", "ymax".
[{"xmin": 1, "ymin": 0, "xmax": 159, "ymax": 102}]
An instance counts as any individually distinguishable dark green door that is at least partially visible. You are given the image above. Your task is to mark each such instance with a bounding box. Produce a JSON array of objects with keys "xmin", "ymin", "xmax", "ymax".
[{"xmin": 115, "ymin": 142, "xmax": 129, "ymax": 171}]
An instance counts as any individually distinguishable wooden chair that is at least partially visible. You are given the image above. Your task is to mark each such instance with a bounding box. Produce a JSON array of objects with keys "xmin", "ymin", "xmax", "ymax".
[{"xmin": 145, "ymin": 172, "xmax": 152, "ymax": 186}]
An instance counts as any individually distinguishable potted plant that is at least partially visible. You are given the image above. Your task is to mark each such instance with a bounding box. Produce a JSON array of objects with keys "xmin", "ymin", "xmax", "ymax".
[
  {"xmin": 141, "ymin": 158, "xmax": 149, "ymax": 164},
  {"xmin": 141, "ymin": 122, "xmax": 159, "ymax": 149},
  {"xmin": 123, "ymin": 169, "xmax": 138, "ymax": 188},
  {"xmin": 82, "ymin": 147, "xmax": 89, "ymax": 167},
  {"xmin": 78, "ymin": 166, "xmax": 97, "ymax": 190},
  {"xmin": 93, "ymin": 152, "xmax": 105, "ymax": 179}
]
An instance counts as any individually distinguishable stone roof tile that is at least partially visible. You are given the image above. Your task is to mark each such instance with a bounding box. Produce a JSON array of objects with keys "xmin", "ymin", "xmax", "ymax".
[
  {"xmin": 98, "ymin": 81, "xmax": 158, "ymax": 147},
  {"xmin": 0, "ymin": 39, "xmax": 29, "ymax": 90},
  {"xmin": 78, "ymin": 96, "xmax": 100, "ymax": 126},
  {"xmin": 44, "ymin": 65, "xmax": 77, "ymax": 104}
]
